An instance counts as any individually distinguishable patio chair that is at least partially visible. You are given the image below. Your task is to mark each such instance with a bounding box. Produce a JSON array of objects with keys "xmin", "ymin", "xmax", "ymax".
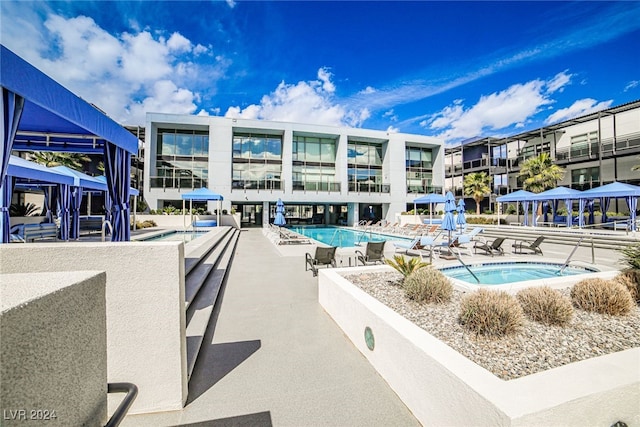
[
  {"xmin": 355, "ymin": 241, "xmax": 386, "ymax": 266},
  {"xmin": 454, "ymin": 227, "xmax": 483, "ymax": 240},
  {"xmin": 392, "ymin": 236, "xmax": 422, "ymax": 253},
  {"xmin": 305, "ymin": 246, "xmax": 337, "ymax": 276},
  {"xmin": 512, "ymin": 236, "xmax": 545, "ymax": 255},
  {"xmin": 446, "ymin": 235, "xmax": 473, "ymax": 257},
  {"xmin": 473, "ymin": 237, "xmax": 506, "ymax": 256}
]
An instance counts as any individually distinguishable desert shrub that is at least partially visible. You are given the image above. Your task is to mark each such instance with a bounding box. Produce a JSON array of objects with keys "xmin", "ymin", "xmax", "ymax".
[
  {"xmin": 385, "ymin": 255, "xmax": 429, "ymax": 278},
  {"xmin": 132, "ymin": 219, "xmax": 157, "ymax": 229},
  {"xmin": 459, "ymin": 289, "xmax": 524, "ymax": 337},
  {"xmin": 570, "ymin": 278, "xmax": 634, "ymax": 316},
  {"xmin": 612, "ymin": 270, "xmax": 640, "ymax": 304},
  {"xmin": 516, "ymin": 286, "xmax": 574, "ymax": 326},
  {"xmin": 403, "ymin": 266, "xmax": 453, "ymax": 304},
  {"xmin": 619, "ymin": 244, "xmax": 640, "ymax": 270}
]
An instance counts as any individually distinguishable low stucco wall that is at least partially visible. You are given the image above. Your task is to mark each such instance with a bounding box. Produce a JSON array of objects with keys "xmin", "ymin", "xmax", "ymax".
[
  {"xmin": 0, "ymin": 242, "xmax": 187, "ymax": 415},
  {"xmin": 1, "ymin": 271, "xmax": 107, "ymax": 426},
  {"xmin": 319, "ymin": 266, "xmax": 639, "ymax": 426},
  {"xmin": 136, "ymin": 214, "xmax": 238, "ymax": 229}
]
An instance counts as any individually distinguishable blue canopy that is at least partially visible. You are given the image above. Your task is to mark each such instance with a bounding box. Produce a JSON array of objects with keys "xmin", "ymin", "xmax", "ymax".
[
  {"xmin": 580, "ymin": 182, "xmax": 640, "ymax": 231},
  {"xmin": 7, "ymin": 155, "xmax": 75, "ymax": 186},
  {"xmin": 413, "ymin": 193, "xmax": 446, "ymax": 204},
  {"xmin": 495, "ymin": 189, "xmax": 534, "ymax": 202},
  {"xmin": 181, "ymin": 187, "xmax": 223, "ymax": 201},
  {"xmin": 1, "ymin": 45, "xmax": 139, "ymax": 242},
  {"xmin": 94, "ymin": 175, "xmax": 138, "ymax": 196},
  {"xmin": 528, "ymin": 186, "xmax": 583, "ymax": 200}
]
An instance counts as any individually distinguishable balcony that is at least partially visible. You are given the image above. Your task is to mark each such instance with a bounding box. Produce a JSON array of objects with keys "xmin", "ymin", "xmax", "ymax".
[
  {"xmin": 348, "ymin": 182, "xmax": 390, "ymax": 193},
  {"xmin": 150, "ymin": 176, "xmax": 208, "ymax": 189},
  {"xmin": 292, "ymin": 181, "xmax": 341, "ymax": 192},
  {"xmin": 232, "ymin": 179, "xmax": 283, "ymax": 190},
  {"xmin": 406, "ymin": 185, "xmax": 443, "ymax": 195}
]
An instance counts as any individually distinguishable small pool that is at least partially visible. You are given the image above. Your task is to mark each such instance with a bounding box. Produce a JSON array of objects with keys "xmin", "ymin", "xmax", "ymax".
[
  {"xmin": 141, "ymin": 230, "xmax": 208, "ymax": 243},
  {"xmin": 288, "ymin": 225, "xmax": 410, "ymax": 248},
  {"xmin": 439, "ymin": 261, "xmax": 603, "ymax": 290}
]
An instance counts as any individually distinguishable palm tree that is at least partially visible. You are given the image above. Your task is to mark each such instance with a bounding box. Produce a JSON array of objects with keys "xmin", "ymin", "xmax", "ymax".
[
  {"xmin": 29, "ymin": 151, "xmax": 90, "ymax": 170},
  {"xmin": 518, "ymin": 153, "xmax": 565, "ymax": 193},
  {"xmin": 463, "ymin": 172, "xmax": 492, "ymax": 215}
]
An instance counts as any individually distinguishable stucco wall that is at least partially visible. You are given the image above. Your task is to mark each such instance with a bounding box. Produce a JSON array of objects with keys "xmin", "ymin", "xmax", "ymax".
[
  {"xmin": 319, "ymin": 267, "xmax": 639, "ymax": 426},
  {"xmin": 1, "ymin": 271, "xmax": 107, "ymax": 426},
  {"xmin": 0, "ymin": 241, "xmax": 187, "ymax": 415}
]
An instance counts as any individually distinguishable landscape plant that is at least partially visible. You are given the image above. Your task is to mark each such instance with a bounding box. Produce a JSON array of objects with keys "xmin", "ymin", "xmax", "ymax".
[
  {"xmin": 463, "ymin": 172, "xmax": 491, "ymax": 215},
  {"xmin": 459, "ymin": 289, "xmax": 524, "ymax": 337},
  {"xmin": 403, "ymin": 266, "xmax": 453, "ymax": 304},
  {"xmin": 10, "ymin": 202, "xmax": 41, "ymax": 216},
  {"xmin": 571, "ymin": 278, "xmax": 634, "ymax": 316},
  {"xmin": 385, "ymin": 255, "xmax": 429, "ymax": 279},
  {"xmin": 612, "ymin": 271, "xmax": 640, "ymax": 304},
  {"xmin": 516, "ymin": 286, "xmax": 574, "ymax": 326}
]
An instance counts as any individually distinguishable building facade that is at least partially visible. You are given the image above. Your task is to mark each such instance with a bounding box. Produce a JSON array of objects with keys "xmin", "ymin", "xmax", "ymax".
[
  {"xmin": 144, "ymin": 114, "xmax": 445, "ymax": 226},
  {"xmin": 445, "ymin": 100, "xmax": 640, "ymax": 213}
]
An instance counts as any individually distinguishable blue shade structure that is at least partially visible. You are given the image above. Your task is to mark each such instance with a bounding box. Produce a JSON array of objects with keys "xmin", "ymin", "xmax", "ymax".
[
  {"xmin": 274, "ymin": 198, "xmax": 286, "ymax": 226},
  {"xmin": 580, "ymin": 182, "xmax": 640, "ymax": 231},
  {"xmin": 181, "ymin": 187, "xmax": 224, "ymax": 228},
  {"xmin": 414, "ymin": 193, "xmax": 446, "ymax": 225},
  {"xmin": 1, "ymin": 45, "xmax": 138, "ymax": 242}
]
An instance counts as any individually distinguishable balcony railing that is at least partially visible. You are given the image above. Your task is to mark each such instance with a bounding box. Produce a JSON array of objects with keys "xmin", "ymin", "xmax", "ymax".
[
  {"xmin": 349, "ymin": 183, "xmax": 391, "ymax": 193},
  {"xmin": 292, "ymin": 181, "xmax": 341, "ymax": 192},
  {"xmin": 232, "ymin": 179, "xmax": 283, "ymax": 190},
  {"xmin": 150, "ymin": 176, "xmax": 208, "ymax": 189},
  {"xmin": 406, "ymin": 186, "xmax": 443, "ymax": 195}
]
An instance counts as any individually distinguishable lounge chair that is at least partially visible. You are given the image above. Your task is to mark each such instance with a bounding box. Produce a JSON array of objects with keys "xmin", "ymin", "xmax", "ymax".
[
  {"xmin": 305, "ymin": 246, "xmax": 337, "ymax": 276},
  {"xmin": 474, "ymin": 237, "xmax": 506, "ymax": 256},
  {"xmin": 278, "ymin": 228, "xmax": 311, "ymax": 245},
  {"xmin": 512, "ymin": 236, "xmax": 545, "ymax": 255},
  {"xmin": 392, "ymin": 236, "xmax": 422, "ymax": 253},
  {"xmin": 446, "ymin": 235, "xmax": 473, "ymax": 257},
  {"xmin": 355, "ymin": 241, "xmax": 386, "ymax": 266},
  {"xmin": 454, "ymin": 227, "xmax": 483, "ymax": 240}
]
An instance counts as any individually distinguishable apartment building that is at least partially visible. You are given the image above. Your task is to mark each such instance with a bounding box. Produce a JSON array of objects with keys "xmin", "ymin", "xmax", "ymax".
[
  {"xmin": 445, "ymin": 100, "xmax": 640, "ymax": 213},
  {"xmin": 143, "ymin": 114, "xmax": 445, "ymax": 226}
]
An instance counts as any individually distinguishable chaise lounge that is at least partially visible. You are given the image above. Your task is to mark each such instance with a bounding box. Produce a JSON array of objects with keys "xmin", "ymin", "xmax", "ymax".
[
  {"xmin": 474, "ymin": 237, "xmax": 506, "ymax": 256},
  {"xmin": 512, "ymin": 236, "xmax": 545, "ymax": 255},
  {"xmin": 355, "ymin": 241, "xmax": 386, "ymax": 266},
  {"xmin": 305, "ymin": 246, "xmax": 337, "ymax": 276}
]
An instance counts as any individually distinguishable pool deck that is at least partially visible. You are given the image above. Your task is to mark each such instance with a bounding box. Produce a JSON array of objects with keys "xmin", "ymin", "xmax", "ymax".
[{"xmin": 123, "ymin": 227, "xmax": 629, "ymax": 426}]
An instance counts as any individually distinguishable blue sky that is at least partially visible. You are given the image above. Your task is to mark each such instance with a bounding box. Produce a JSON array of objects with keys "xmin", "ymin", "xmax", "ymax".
[{"xmin": 2, "ymin": 1, "xmax": 639, "ymax": 145}]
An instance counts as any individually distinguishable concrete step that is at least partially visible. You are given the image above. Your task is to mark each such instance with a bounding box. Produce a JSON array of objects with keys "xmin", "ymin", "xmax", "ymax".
[
  {"xmin": 185, "ymin": 229, "xmax": 235, "ymax": 310},
  {"xmin": 477, "ymin": 225, "xmax": 639, "ymax": 250},
  {"xmin": 185, "ymin": 229, "xmax": 240, "ymax": 381},
  {"xmin": 184, "ymin": 226, "xmax": 233, "ymax": 275}
]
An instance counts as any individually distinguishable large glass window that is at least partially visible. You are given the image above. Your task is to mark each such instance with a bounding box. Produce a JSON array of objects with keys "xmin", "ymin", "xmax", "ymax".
[
  {"xmin": 292, "ymin": 135, "xmax": 338, "ymax": 191},
  {"xmin": 405, "ymin": 146, "xmax": 434, "ymax": 193},
  {"xmin": 570, "ymin": 131, "xmax": 599, "ymax": 158},
  {"xmin": 571, "ymin": 167, "xmax": 600, "ymax": 190},
  {"xmin": 152, "ymin": 128, "xmax": 209, "ymax": 188},
  {"xmin": 348, "ymin": 140, "xmax": 386, "ymax": 192},
  {"xmin": 232, "ymin": 133, "xmax": 283, "ymax": 190}
]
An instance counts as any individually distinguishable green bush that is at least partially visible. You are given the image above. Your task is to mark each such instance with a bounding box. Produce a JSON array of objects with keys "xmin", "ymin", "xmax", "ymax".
[
  {"xmin": 385, "ymin": 255, "xmax": 429, "ymax": 278},
  {"xmin": 619, "ymin": 244, "xmax": 640, "ymax": 270},
  {"xmin": 505, "ymin": 204, "xmax": 517, "ymax": 214},
  {"xmin": 516, "ymin": 286, "xmax": 574, "ymax": 326},
  {"xmin": 403, "ymin": 266, "xmax": 453, "ymax": 304},
  {"xmin": 612, "ymin": 270, "xmax": 640, "ymax": 304},
  {"xmin": 571, "ymin": 278, "xmax": 634, "ymax": 316},
  {"xmin": 459, "ymin": 289, "xmax": 524, "ymax": 337}
]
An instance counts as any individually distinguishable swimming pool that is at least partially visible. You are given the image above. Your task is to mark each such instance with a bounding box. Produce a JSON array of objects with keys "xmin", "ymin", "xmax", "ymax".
[
  {"xmin": 439, "ymin": 261, "xmax": 615, "ymax": 292},
  {"xmin": 140, "ymin": 230, "xmax": 208, "ymax": 243},
  {"xmin": 288, "ymin": 226, "xmax": 410, "ymax": 248}
]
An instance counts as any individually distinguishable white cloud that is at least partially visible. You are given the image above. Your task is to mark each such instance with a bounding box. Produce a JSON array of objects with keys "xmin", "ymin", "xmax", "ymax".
[
  {"xmin": 545, "ymin": 98, "xmax": 613, "ymax": 124},
  {"xmin": 0, "ymin": 4, "xmax": 228, "ymax": 126},
  {"xmin": 386, "ymin": 125, "xmax": 399, "ymax": 133},
  {"xmin": 359, "ymin": 86, "xmax": 376, "ymax": 94},
  {"xmin": 426, "ymin": 78, "xmax": 555, "ymax": 141},
  {"xmin": 224, "ymin": 68, "xmax": 370, "ymax": 127},
  {"xmin": 226, "ymin": 0, "xmax": 237, "ymax": 8},
  {"xmin": 545, "ymin": 70, "xmax": 573, "ymax": 93},
  {"xmin": 624, "ymin": 80, "xmax": 639, "ymax": 92}
]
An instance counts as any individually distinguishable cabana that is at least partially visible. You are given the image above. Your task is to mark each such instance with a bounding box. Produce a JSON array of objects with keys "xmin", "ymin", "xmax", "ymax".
[
  {"xmin": 528, "ymin": 187, "xmax": 583, "ymax": 228},
  {"xmin": 1, "ymin": 45, "xmax": 139, "ymax": 243},
  {"xmin": 579, "ymin": 182, "xmax": 640, "ymax": 231},
  {"xmin": 181, "ymin": 188, "xmax": 223, "ymax": 228},
  {"xmin": 496, "ymin": 190, "xmax": 534, "ymax": 226}
]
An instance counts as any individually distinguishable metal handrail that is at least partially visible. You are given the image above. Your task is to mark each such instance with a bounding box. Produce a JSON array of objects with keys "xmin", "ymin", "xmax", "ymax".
[
  {"xmin": 105, "ymin": 382, "xmax": 138, "ymax": 427},
  {"xmin": 559, "ymin": 237, "xmax": 584, "ymax": 274},
  {"xmin": 101, "ymin": 220, "xmax": 113, "ymax": 242},
  {"xmin": 449, "ymin": 244, "xmax": 480, "ymax": 284}
]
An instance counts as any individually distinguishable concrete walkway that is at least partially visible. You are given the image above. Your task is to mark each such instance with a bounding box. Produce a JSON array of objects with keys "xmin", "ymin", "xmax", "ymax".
[{"xmin": 123, "ymin": 228, "xmax": 419, "ymax": 427}]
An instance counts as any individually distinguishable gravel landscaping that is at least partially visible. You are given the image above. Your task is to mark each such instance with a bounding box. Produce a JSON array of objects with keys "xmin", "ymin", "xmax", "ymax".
[{"xmin": 342, "ymin": 270, "xmax": 640, "ymax": 380}]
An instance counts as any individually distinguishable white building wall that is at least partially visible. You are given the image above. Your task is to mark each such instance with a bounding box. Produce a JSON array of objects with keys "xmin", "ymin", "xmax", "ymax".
[{"xmin": 144, "ymin": 114, "xmax": 444, "ymax": 223}]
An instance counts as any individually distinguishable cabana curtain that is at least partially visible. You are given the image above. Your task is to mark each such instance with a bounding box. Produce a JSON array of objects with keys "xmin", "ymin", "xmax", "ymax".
[
  {"xmin": 0, "ymin": 89, "xmax": 25, "ymax": 243},
  {"xmin": 104, "ymin": 143, "xmax": 131, "ymax": 241},
  {"xmin": 70, "ymin": 187, "xmax": 83, "ymax": 240},
  {"xmin": 56, "ymin": 183, "xmax": 71, "ymax": 241}
]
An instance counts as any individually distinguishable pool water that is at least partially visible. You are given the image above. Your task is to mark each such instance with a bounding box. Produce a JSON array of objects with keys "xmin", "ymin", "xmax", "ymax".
[
  {"xmin": 440, "ymin": 262, "xmax": 598, "ymax": 285},
  {"xmin": 143, "ymin": 231, "xmax": 208, "ymax": 243},
  {"xmin": 288, "ymin": 226, "xmax": 410, "ymax": 248}
]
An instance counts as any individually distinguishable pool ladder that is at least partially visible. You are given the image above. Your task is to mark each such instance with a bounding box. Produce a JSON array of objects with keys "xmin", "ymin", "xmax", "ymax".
[
  {"xmin": 329, "ymin": 228, "xmax": 343, "ymax": 247},
  {"xmin": 446, "ymin": 244, "xmax": 480, "ymax": 284}
]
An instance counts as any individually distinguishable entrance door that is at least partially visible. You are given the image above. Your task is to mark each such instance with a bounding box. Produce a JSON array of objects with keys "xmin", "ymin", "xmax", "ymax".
[{"xmin": 235, "ymin": 204, "xmax": 262, "ymax": 227}]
